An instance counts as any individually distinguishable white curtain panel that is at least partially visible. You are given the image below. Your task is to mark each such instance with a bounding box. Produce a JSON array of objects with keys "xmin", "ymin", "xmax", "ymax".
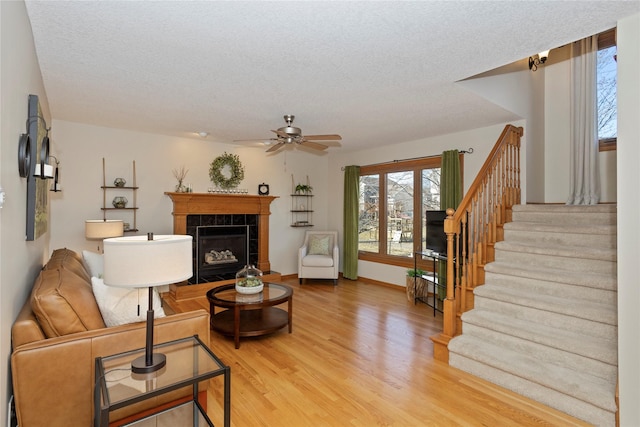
[{"xmin": 567, "ymin": 35, "xmax": 600, "ymax": 205}]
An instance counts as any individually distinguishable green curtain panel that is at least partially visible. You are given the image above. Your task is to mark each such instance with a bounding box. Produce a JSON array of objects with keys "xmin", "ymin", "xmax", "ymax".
[
  {"xmin": 438, "ymin": 150, "xmax": 462, "ymax": 300},
  {"xmin": 440, "ymin": 149, "xmax": 462, "ymax": 211},
  {"xmin": 343, "ymin": 165, "xmax": 360, "ymax": 280}
]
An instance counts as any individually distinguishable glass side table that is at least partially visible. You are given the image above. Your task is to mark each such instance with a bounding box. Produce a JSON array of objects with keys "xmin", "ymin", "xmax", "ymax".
[{"xmin": 94, "ymin": 335, "xmax": 230, "ymax": 427}]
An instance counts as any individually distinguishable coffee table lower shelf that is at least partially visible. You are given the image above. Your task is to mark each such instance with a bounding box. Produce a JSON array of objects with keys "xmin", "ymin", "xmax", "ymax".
[{"xmin": 211, "ymin": 307, "xmax": 290, "ymax": 338}]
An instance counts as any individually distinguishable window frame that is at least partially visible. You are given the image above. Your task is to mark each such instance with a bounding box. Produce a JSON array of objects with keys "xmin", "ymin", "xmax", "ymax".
[
  {"xmin": 358, "ymin": 155, "xmax": 462, "ymax": 269},
  {"xmin": 597, "ymin": 28, "xmax": 617, "ymax": 152}
]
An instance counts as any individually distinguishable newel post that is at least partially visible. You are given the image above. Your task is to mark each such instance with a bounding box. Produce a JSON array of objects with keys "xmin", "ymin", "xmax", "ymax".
[
  {"xmin": 430, "ymin": 208, "xmax": 458, "ymax": 362},
  {"xmin": 442, "ymin": 208, "xmax": 458, "ymax": 338}
]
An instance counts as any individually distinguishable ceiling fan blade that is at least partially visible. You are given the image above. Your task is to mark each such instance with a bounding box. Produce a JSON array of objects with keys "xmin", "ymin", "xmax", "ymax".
[
  {"xmin": 233, "ymin": 138, "xmax": 271, "ymax": 142},
  {"xmin": 300, "ymin": 140, "xmax": 328, "ymax": 151},
  {"xmin": 303, "ymin": 134, "xmax": 342, "ymax": 141},
  {"xmin": 266, "ymin": 142, "xmax": 286, "ymax": 153},
  {"xmin": 271, "ymin": 129, "xmax": 289, "ymax": 138}
]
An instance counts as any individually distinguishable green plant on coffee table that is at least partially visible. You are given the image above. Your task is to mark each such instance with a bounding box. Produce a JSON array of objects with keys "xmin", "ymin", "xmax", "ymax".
[{"xmin": 237, "ymin": 276, "xmax": 263, "ymax": 287}]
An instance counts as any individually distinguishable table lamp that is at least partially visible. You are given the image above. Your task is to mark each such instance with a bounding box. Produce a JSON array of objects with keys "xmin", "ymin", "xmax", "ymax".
[
  {"xmin": 103, "ymin": 233, "xmax": 192, "ymax": 374},
  {"xmin": 85, "ymin": 220, "xmax": 124, "ymax": 252}
]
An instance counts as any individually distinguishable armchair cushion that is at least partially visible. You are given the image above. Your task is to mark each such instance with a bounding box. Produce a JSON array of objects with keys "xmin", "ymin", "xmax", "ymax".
[
  {"xmin": 301, "ymin": 254, "xmax": 335, "ymax": 267},
  {"xmin": 308, "ymin": 234, "xmax": 331, "ymax": 255}
]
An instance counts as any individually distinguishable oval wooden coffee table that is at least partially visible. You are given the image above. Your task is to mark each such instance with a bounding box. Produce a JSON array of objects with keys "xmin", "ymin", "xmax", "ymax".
[{"xmin": 206, "ymin": 283, "xmax": 293, "ymax": 349}]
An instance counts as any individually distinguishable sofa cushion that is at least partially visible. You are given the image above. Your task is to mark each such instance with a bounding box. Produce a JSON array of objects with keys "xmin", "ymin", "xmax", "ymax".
[
  {"xmin": 91, "ymin": 277, "xmax": 166, "ymax": 327},
  {"xmin": 45, "ymin": 248, "xmax": 92, "ymax": 283},
  {"xmin": 31, "ymin": 268, "xmax": 106, "ymax": 337}
]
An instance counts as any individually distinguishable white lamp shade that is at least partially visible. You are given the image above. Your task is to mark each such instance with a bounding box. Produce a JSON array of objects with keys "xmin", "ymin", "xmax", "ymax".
[
  {"xmin": 103, "ymin": 235, "xmax": 193, "ymax": 288},
  {"xmin": 85, "ymin": 220, "xmax": 125, "ymax": 239}
]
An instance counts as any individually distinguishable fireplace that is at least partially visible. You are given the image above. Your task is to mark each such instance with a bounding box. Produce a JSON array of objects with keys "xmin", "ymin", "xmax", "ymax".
[
  {"xmin": 196, "ymin": 225, "xmax": 249, "ymax": 283},
  {"xmin": 165, "ymin": 192, "xmax": 277, "ymax": 285}
]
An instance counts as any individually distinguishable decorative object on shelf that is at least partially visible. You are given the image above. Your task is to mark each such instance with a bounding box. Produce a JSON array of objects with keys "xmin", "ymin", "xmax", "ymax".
[
  {"xmin": 258, "ymin": 183, "xmax": 270, "ymax": 196},
  {"xmin": 235, "ymin": 264, "xmax": 264, "ymax": 294},
  {"xmin": 103, "ymin": 233, "xmax": 192, "ymax": 374},
  {"xmin": 295, "ymin": 183, "xmax": 312, "ymax": 194},
  {"xmin": 209, "ymin": 152, "xmax": 244, "ymax": 190},
  {"xmin": 290, "ymin": 174, "xmax": 314, "ymax": 227},
  {"xmin": 207, "ymin": 187, "xmax": 248, "ymax": 194},
  {"xmin": 113, "ymin": 177, "xmax": 126, "ymax": 187},
  {"xmin": 172, "ymin": 165, "xmax": 189, "ymax": 192},
  {"xmin": 112, "ymin": 196, "xmax": 128, "ymax": 208}
]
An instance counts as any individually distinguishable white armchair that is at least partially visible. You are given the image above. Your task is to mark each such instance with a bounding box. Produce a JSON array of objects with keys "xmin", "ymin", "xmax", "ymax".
[{"xmin": 298, "ymin": 231, "xmax": 339, "ymax": 285}]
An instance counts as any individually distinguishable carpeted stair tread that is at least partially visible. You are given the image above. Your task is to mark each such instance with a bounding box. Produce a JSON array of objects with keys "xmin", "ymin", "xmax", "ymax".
[
  {"xmin": 495, "ymin": 240, "xmax": 617, "ymax": 262},
  {"xmin": 484, "ymin": 261, "xmax": 617, "ymax": 291},
  {"xmin": 475, "ymin": 283, "xmax": 617, "ymax": 326},
  {"xmin": 512, "ymin": 204, "xmax": 617, "ymax": 214},
  {"xmin": 461, "ymin": 309, "xmax": 618, "ymax": 366},
  {"xmin": 448, "ymin": 335, "xmax": 617, "ymax": 412},
  {"xmin": 448, "ymin": 354, "xmax": 616, "ymax": 427},
  {"xmin": 474, "ymin": 294, "xmax": 617, "ymax": 339},
  {"xmin": 504, "ymin": 221, "xmax": 617, "ymax": 235}
]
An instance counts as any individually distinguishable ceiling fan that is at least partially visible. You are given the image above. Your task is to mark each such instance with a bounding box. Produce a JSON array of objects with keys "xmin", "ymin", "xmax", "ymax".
[{"xmin": 234, "ymin": 115, "xmax": 342, "ymax": 153}]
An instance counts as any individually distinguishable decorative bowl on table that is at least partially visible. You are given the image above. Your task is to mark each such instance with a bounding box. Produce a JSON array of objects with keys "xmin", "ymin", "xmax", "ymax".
[{"xmin": 235, "ymin": 265, "xmax": 264, "ymax": 294}]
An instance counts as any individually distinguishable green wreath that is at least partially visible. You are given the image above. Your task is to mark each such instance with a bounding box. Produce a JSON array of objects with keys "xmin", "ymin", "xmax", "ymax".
[{"xmin": 209, "ymin": 152, "xmax": 245, "ymax": 189}]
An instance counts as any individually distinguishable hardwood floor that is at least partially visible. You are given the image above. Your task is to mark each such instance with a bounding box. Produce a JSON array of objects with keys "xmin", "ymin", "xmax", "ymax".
[{"xmin": 170, "ymin": 277, "xmax": 592, "ymax": 426}]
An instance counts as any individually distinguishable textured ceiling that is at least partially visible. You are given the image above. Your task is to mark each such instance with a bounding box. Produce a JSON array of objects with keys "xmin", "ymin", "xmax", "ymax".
[{"xmin": 24, "ymin": 1, "xmax": 639, "ymax": 152}]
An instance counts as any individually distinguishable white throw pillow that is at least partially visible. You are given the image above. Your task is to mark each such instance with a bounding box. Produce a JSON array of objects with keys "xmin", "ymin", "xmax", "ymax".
[
  {"xmin": 91, "ymin": 276, "xmax": 166, "ymax": 327},
  {"xmin": 82, "ymin": 250, "xmax": 104, "ymax": 278}
]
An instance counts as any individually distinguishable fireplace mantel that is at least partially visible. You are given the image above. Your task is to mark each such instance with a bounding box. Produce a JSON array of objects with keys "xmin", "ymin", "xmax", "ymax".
[{"xmin": 165, "ymin": 192, "xmax": 278, "ymax": 272}]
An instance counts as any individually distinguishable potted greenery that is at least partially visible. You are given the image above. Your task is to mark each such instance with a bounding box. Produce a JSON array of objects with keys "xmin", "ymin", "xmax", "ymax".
[
  {"xmin": 295, "ymin": 183, "xmax": 313, "ymax": 194},
  {"xmin": 406, "ymin": 268, "xmax": 426, "ymax": 302}
]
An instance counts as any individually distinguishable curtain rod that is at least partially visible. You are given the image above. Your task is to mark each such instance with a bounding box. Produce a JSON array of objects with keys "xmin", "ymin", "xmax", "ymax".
[{"xmin": 341, "ymin": 148, "xmax": 473, "ymax": 171}]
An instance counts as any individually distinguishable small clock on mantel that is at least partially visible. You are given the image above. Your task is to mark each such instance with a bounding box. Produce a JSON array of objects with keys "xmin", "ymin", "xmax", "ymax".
[{"xmin": 258, "ymin": 183, "xmax": 270, "ymax": 196}]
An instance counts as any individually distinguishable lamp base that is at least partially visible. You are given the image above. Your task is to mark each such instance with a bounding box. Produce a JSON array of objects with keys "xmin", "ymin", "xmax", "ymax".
[{"xmin": 131, "ymin": 353, "xmax": 166, "ymax": 374}]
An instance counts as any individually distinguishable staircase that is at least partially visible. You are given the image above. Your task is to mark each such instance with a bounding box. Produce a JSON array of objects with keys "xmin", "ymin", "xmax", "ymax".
[{"xmin": 448, "ymin": 204, "xmax": 618, "ymax": 427}]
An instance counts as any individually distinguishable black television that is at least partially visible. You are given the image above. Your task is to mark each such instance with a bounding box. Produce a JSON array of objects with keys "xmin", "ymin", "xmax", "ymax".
[{"xmin": 425, "ymin": 210, "xmax": 447, "ymax": 254}]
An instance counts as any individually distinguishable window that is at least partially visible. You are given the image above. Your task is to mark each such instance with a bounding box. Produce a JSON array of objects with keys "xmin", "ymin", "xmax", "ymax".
[
  {"xmin": 597, "ymin": 29, "xmax": 617, "ymax": 151},
  {"xmin": 358, "ymin": 157, "xmax": 445, "ymax": 267}
]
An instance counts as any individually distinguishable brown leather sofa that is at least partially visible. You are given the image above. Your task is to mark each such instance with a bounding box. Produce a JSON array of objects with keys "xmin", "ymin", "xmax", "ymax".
[{"xmin": 11, "ymin": 248, "xmax": 210, "ymax": 427}]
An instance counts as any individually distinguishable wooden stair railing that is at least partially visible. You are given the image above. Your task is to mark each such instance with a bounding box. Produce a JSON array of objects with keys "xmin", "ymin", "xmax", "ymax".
[{"xmin": 431, "ymin": 124, "xmax": 523, "ymax": 362}]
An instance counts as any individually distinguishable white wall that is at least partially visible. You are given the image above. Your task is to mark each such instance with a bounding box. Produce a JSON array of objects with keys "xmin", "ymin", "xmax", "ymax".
[
  {"xmin": 615, "ymin": 12, "xmax": 640, "ymax": 427},
  {"xmin": 50, "ymin": 120, "xmax": 331, "ymax": 277},
  {"xmin": 458, "ymin": 67, "xmax": 539, "ymax": 203},
  {"xmin": 0, "ymin": 1, "xmax": 52, "ymax": 422},
  {"xmin": 327, "ymin": 121, "xmax": 524, "ymax": 287},
  {"xmin": 544, "ymin": 44, "xmax": 617, "ymax": 203}
]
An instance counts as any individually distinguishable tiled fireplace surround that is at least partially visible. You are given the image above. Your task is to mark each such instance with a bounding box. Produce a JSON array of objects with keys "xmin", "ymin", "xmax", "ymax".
[{"xmin": 164, "ymin": 192, "xmax": 280, "ymax": 300}]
